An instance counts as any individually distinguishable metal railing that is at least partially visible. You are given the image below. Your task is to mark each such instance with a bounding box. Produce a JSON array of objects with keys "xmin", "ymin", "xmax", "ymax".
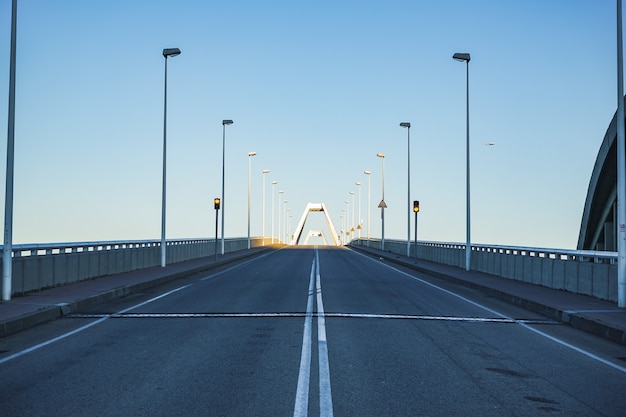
[
  {"xmin": 351, "ymin": 238, "xmax": 618, "ymax": 302},
  {"xmin": 2, "ymin": 237, "xmax": 267, "ymax": 296}
]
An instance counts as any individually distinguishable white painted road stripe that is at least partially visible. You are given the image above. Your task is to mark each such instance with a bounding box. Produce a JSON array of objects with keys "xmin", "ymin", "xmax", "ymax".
[
  {"xmin": 0, "ymin": 258, "xmax": 263, "ymax": 366},
  {"xmin": 352, "ymin": 250, "xmax": 626, "ymax": 374},
  {"xmin": 293, "ymin": 258, "xmax": 315, "ymax": 417},
  {"xmin": 293, "ymin": 247, "xmax": 334, "ymax": 417},
  {"xmin": 316, "ymin": 248, "xmax": 334, "ymax": 417}
]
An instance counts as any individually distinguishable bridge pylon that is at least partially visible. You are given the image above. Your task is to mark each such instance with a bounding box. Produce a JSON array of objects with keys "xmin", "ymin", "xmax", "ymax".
[{"xmin": 290, "ymin": 203, "xmax": 341, "ymax": 246}]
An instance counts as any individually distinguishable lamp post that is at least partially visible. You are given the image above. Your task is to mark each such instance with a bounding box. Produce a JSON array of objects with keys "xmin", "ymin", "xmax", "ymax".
[
  {"xmin": 453, "ymin": 52, "xmax": 471, "ymax": 271},
  {"xmin": 344, "ymin": 200, "xmax": 350, "ymax": 241},
  {"xmin": 220, "ymin": 119, "xmax": 233, "ymax": 255},
  {"xmin": 286, "ymin": 208, "xmax": 291, "ymax": 244},
  {"xmin": 278, "ymin": 190, "xmax": 284, "ymax": 243},
  {"xmin": 271, "ymin": 181, "xmax": 277, "ymax": 244},
  {"xmin": 247, "ymin": 151, "xmax": 257, "ymax": 249},
  {"xmin": 262, "ymin": 169, "xmax": 270, "ymax": 246},
  {"xmin": 340, "ymin": 214, "xmax": 345, "ymax": 245},
  {"xmin": 617, "ymin": 0, "xmax": 626, "ymax": 307},
  {"xmin": 377, "ymin": 153, "xmax": 386, "ymax": 251},
  {"xmin": 2, "ymin": 0, "xmax": 17, "ymax": 301},
  {"xmin": 283, "ymin": 200, "xmax": 289, "ymax": 243},
  {"xmin": 349, "ymin": 191, "xmax": 355, "ymax": 239},
  {"xmin": 355, "ymin": 181, "xmax": 362, "ymax": 239},
  {"xmin": 214, "ymin": 198, "xmax": 221, "ymax": 261},
  {"xmin": 400, "ymin": 122, "xmax": 411, "ymax": 257},
  {"xmin": 341, "ymin": 209, "xmax": 347, "ymax": 245},
  {"xmin": 160, "ymin": 47, "xmax": 181, "ymax": 268},
  {"xmin": 364, "ymin": 170, "xmax": 371, "ymax": 247}
]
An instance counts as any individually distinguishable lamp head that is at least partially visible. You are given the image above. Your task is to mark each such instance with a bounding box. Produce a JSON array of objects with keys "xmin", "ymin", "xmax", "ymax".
[
  {"xmin": 262, "ymin": 169, "xmax": 270, "ymax": 174},
  {"xmin": 377, "ymin": 153, "xmax": 385, "ymax": 158},
  {"xmin": 163, "ymin": 48, "xmax": 181, "ymax": 58},
  {"xmin": 453, "ymin": 52, "xmax": 471, "ymax": 62},
  {"xmin": 248, "ymin": 151, "xmax": 257, "ymax": 157},
  {"xmin": 364, "ymin": 170, "xmax": 371, "ymax": 175},
  {"xmin": 222, "ymin": 119, "xmax": 234, "ymax": 126},
  {"xmin": 400, "ymin": 122, "xmax": 411, "ymax": 128}
]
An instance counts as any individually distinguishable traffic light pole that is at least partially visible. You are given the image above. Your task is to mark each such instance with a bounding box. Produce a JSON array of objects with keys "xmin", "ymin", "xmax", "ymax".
[
  {"xmin": 414, "ymin": 209, "xmax": 418, "ymax": 259},
  {"xmin": 413, "ymin": 200, "xmax": 419, "ymax": 259},
  {"xmin": 214, "ymin": 198, "xmax": 220, "ymax": 261}
]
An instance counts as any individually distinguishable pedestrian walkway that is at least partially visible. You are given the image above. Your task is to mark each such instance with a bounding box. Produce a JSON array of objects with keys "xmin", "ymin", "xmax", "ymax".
[
  {"xmin": 351, "ymin": 245, "xmax": 626, "ymax": 346},
  {"xmin": 1, "ymin": 245, "xmax": 625, "ymax": 347}
]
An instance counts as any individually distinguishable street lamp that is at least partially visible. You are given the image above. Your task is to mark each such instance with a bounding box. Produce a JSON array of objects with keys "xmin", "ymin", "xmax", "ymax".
[
  {"xmin": 247, "ymin": 151, "xmax": 257, "ymax": 249},
  {"xmin": 355, "ymin": 181, "xmax": 362, "ymax": 239},
  {"xmin": 341, "ymin": 209, "xmax": 347, "ymax": 245},
  {"xmin": 400, "ymin": 122, "xmax": 411, "ymax": 257},
  {"xmin": 220, "ymin": 119, "xmax": 233, "ymax": 255},
  {"xmin": 278, "ymin": 191, "xmax": 284, "ymax": 243},
  {"xmin": 364, "ymin": 170, "xmax": 371, "ymax": 247},
  {"xmin": 340, "ymin": 214, "xmax": 345, "ymax": 245},
  {"xmin": 344, "ymin": 200, "xmax": 350, "ymax": 241},
  {"xmin": 377, "ymin": 153, "xmax": 386, "ymax": 251},
  {"xmin": 286, "ymin": 208, "xmax": 291, "ymax": 244},
  {"xmin": 160, "ymin": 47, "xmax": 181, "ymax": 268},
  {"xmin": 262, "ymin": 169, "xmax": 270, "ymax": 245},
  {"xmin": 349, "ymin": 191, "xmax": 355, "ymax": 238},
  {"xmin": 271, "ymin": 181, "xmax": 278, "ymax": 244},
  {"xmin": 283, "ymin": 200, "xmax": 288, "ymax": 244},
  {"xmin": 2, "ymin": 0, "xmax": 17, "ymax": 300},
  {"xmin": 453, "ymin": 52, "xmax": 471, "ymax": 271},
  {"xmin": 617, "ymin": 1, "xmax": 626, "ymax": 307}
]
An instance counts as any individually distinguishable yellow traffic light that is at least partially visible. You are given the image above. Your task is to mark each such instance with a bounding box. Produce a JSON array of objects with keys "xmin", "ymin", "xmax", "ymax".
[
  {"xmin": 214, "ymin": 197, "xmax": 221, "ymax": 210},
  {"xmin": 413, "ymin": 200, "xmax": 419, "ymax": 213}
]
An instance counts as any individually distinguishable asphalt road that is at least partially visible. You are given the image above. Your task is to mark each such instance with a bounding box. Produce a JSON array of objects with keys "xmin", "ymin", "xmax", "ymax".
[{"xmin": 1, "ymin": 247, "xmax": 625, "ymax": 416}]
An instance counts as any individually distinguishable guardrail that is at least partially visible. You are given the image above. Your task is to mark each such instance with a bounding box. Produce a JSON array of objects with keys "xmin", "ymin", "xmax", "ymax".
[
  {"xmin": 351, "ymin": 239, "xmax": 618, "ymax": 302},
  {"xmin": 1, "ymin": 237, "xmax": 269, "ymax": 296}
]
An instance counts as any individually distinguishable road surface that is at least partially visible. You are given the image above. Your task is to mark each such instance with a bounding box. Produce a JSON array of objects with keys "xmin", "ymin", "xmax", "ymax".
[{"xmin": 1, "ymin": 247, "xmax": 625, "ymax": 416}]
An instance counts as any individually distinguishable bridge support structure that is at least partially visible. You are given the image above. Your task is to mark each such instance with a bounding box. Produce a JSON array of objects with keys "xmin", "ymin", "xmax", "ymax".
[{"xmin": 290, "ymin": 203, "xmax": 341, "ymax": 246}]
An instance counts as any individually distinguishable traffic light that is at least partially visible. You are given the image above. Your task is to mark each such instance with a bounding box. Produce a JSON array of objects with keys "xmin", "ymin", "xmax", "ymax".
[
  {"xmin": 413, "ymin": 200, "xmax": 419, "ymax": 213},
  {"xmin": 214, "ymin": 197, "xmax": 221, "ymax": 210}
]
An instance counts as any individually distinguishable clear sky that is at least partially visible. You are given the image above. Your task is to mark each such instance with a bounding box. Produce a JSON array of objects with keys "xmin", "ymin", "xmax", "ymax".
[{"xmin": 0, "ymin": 0, "xmax": 618, "ymax": 249}]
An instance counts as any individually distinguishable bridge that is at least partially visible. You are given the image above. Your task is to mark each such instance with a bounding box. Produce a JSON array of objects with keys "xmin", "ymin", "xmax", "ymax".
[
  {"xmin": 2, "ymin": 92, "xmax": 625, "ymax": 304},
  {"xmin": 1, "ymin": 244, "xmax": 625, "ymax": 415}
]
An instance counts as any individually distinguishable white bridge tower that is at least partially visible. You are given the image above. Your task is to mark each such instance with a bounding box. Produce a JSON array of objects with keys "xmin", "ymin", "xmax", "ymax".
[{"xmin": 290, "ymin": 203, "xmax": 341, "ymax": 246}]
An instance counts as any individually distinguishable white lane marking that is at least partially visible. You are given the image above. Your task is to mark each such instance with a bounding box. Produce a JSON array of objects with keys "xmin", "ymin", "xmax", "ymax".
[
  {"xmin": 293, "ymin": 258, "xmax": 316, "ymax": 417},
  {"xmin": 0, "ymin": 317, "xmax": 108, "ymax": 365},
  {"xmin": 0, "ymin": 255, "xmax": 272, "ymax": 366},
  {"xmin": 315, "ymin": 248, "xmax": 334, "ymax": 417},
  {"xmin": 351, "ymin": 250, "xmax": 626, "ymax": 374},
  {"xmin": 0, "ymin": 284, "xmax": 191, "ymax": 366}
]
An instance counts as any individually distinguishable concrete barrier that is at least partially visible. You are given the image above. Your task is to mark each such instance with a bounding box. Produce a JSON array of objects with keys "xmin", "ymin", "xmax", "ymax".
[
  {"xmin": 2, "ymin": 237, "xmax": 266, "ymax": 296},
  {"xmin": 351, "ymin": 239, "xmax": 618, "ymax": 302}
]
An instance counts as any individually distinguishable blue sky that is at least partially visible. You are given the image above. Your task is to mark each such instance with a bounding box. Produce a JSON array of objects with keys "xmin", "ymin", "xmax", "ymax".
[{"xmin": 0, "ymin": 0, "xmax": 618, "ymax": 249}]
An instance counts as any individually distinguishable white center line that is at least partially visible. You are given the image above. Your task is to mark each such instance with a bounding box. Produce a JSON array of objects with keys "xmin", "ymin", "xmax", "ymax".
[
  {"xmin": 316, "ymin": 248, "xmax": 334, "ymax": 417},
  {"xmin": 293, "ymin": 257, "xmax": 315, "ymax": 417},
  {"xmin": 293, "ymin": 247, "xmax": 334, "ymax": 417}
]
